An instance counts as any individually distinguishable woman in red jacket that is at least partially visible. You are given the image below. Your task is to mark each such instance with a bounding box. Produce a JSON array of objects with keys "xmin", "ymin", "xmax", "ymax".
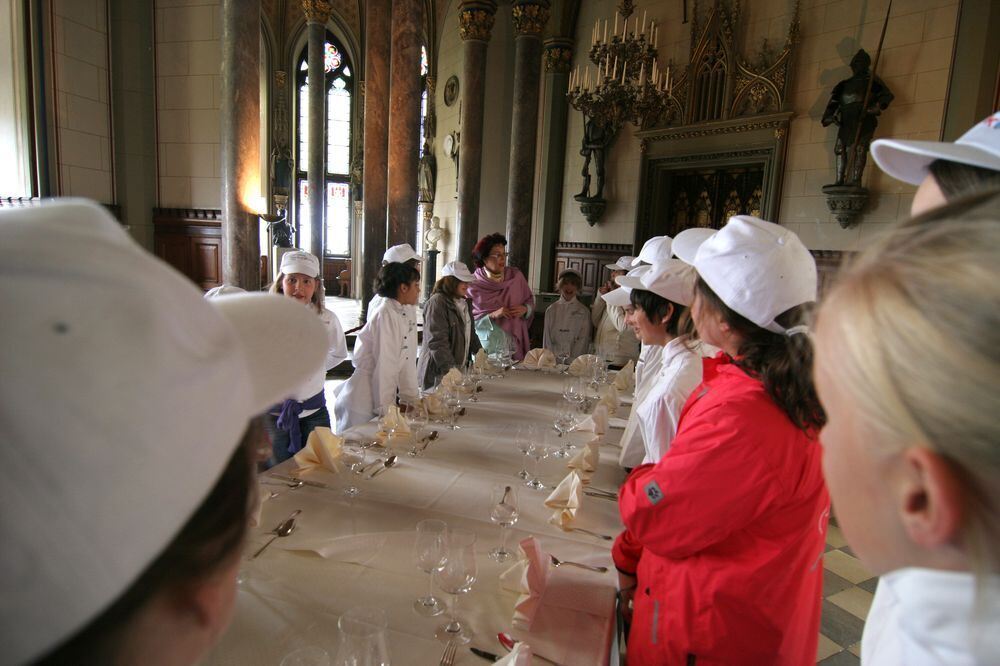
[{"xmin": 613, "ymin": 216, "xmax": 829, "ymax": 665}]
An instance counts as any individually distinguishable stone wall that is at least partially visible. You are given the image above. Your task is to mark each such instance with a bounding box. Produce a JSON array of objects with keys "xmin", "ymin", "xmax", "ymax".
[{"xmin": 559, "ymin": 0, "xmax": 960, "ymax": 251}]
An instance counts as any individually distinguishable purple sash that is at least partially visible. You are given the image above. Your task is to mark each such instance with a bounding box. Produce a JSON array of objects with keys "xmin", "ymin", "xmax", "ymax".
[{"xmin": 270, "ymin": 389, "xmax": 326, "ymax": 454}]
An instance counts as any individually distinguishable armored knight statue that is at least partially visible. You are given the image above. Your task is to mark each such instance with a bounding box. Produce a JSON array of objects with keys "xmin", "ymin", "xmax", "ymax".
[
  {"xmin": 822, "ymin": 49, "xmax": 894, "ymax": 186},
  {"xmin": 575, "ymin": 117, "xmax": 614, "ymax": 201}
]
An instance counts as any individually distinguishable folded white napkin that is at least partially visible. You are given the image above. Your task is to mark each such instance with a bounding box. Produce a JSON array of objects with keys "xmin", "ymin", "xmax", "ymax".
[
  {"xmin": 380, "ymin": 404, "xmax": 411, "ymax": 435},
  {"xmin": 567, "ymin": 354, "xmax": 600, "ymax": 377},
  {"xmin": 522, "ymin": 348, "xmax": 557, "ymax": 369},
  {"xmin": 473, "ymin": 348, "xmax": 499, "ymax": 373},
  {"xmin": 495, "ymin": 642, "xmax": 532, "ymax": 666},
  {"xmin": 440, "ymin": 367, "xmax": 463, "ymax": 390},
  {"xmin": 499, "ymin": 536, "xmax": 550, "ymax": 629},
  {"xmin": 566, "ymin": 439, "xmax": 600, "ymax": 482},
  {"xmin": 573, "ymin": 404, "xmax": 608, "ymax": 435},
  {"xmin": 612, "ymin": 359, "xmax": 635, "ymax": 392},
  {"xmin": 294, "ymin": 427, "xmax": 345, "ymax": 474},
  {"xmin": 545, "ymin": 471, "xmax": 583, "ymax": 527},
  {"xmin": 421, "ymin": 392, "xmax": 449, "ymax": 418},
  {"xmin": 598, "ymin": 385, "xmax": 619, "ymax": 415}
]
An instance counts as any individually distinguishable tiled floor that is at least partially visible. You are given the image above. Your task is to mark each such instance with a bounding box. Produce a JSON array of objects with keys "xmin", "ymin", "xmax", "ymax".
[
  {"xmin": 326, "ymin": 296, "xmax": 878, "ymax": 664},
  {"xmin": 817, "ymin": 519, "xmax": 876, "ymax": 664}
]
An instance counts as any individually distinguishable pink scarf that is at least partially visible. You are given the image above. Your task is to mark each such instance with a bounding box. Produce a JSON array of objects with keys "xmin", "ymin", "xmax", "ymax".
[{"xmin": 467, "ymin": 266, "xmax": 533, "ymax": 360}]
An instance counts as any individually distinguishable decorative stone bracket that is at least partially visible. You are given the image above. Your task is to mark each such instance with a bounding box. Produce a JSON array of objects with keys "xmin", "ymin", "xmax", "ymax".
[{"xmin": 821, "ymin": 184, "xmax": 868, "ymax": 228}]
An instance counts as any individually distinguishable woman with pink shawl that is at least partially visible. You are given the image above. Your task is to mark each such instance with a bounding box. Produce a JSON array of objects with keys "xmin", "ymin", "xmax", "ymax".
[{"xmin": 466, "ymin": 233, "xmax": 534, "ymax": 361}]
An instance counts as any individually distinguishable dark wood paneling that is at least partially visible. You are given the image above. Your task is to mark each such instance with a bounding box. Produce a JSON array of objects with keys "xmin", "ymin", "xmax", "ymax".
[
  {"xmin": 553, "ymin": 242, "xmax": 633, "ymax": 299},
  {"xmin": 322, "ymin": 257, "xmax": 352, "ymax": 296},
  {"xmin": 153, "ymin": 207, "xmax": 223, "ymax": 291}
]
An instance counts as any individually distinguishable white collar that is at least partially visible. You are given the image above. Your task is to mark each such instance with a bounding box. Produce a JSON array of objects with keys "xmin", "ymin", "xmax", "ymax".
[
  {"xmin": 558, "ymin": 296, "xmax": 578, "ymax": 305},
  {"xmin": 876, "ymin": 567, "xmax": 1000, "ymax": 664}
]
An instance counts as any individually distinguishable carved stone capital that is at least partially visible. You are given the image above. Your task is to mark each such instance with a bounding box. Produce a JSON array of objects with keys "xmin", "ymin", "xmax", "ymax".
[
  {"xmin": 302, "ymin": 0, "xmax": 333, "ymax": 24},
  {"xmin": 543, "ymin": 38, "xmax": 573, "ymax": 73},
  {"xmin": 274, "ymin": 70, "xmax": 286, "ymax": 87},
  {"xmin": 512, "ymin": 1, "xmax": 550, "ymax": 37},
  {"xmin": 459, "ymin": 1, "xmax": 497, "ymax": 42}
]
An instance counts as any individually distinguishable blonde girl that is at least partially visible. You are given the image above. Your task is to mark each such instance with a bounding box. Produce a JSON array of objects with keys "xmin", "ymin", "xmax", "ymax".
[{"xmin": 814, "ymin": 190, "xmax": 1000, "ymax": 664}]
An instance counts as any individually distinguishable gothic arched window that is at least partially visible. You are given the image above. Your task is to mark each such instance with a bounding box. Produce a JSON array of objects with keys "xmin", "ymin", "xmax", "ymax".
[{"xmin": 295, "ymin": 33, "xmax": 353, "ymax": 256}]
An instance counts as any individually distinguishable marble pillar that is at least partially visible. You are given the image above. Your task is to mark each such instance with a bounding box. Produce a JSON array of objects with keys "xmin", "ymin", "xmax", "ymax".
[
  {"xmin": 303, "ymin": 1, "xmax": 331, "ymax": 268},
  {"xmin": 504, "ymin": 0, "xmax": 549, "ymax": 278},
  {"xmin": 532, "ymin": 38, "xmax": 572, "ymax": 290},
  {"xmin": 387, "ymin": 0, "xmax": 424, "ymax": 248},
  {"xmin": 456, "ymin": 1, "xmax": 497, "ymax": 263},
  {"xmin": 362, "ymin": 0, "xmax": 391, "ymax": 321},
  {"xmin": 220, "ymin": 0, "xmax": 260, "ymax": 289}
]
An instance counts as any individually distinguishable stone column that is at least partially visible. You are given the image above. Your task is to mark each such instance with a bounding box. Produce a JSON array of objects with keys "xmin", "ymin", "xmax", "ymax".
[
  {"xmin": 362, "ymin": 0, "xmax": 391, "ymax": 320},
  {"xmin": 387, "ymin": 0, "xmax": 424, "ymax": 248},
  {"xmin": 304, "ymin": 1, "xmax": 331, "ymax": 268},
  {"xmin": 504, "ymin": 0, "xmax": 549, "ymax": 277},
  {"xmin": 456, "ymin": 1, "xmax": 497, "ymax": 263},
  {"xmin": 532, "ymin": 38, "xmax": 572, "ymax": 290},
  {"xmin": 220, "ymin": 0, "xmax": 261, "ymax": 289}
]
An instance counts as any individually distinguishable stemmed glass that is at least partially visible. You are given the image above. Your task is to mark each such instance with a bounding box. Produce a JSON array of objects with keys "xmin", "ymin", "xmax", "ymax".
[
  {"xmin": 489, "ymin": 484, "xmax": 519, "ymax": 562},
  {"xmin": 563, "ymin": 375, "xmax": 584, "ymax": 406},
  {"xmin": 403, "ymin": 399, "xmax": 428, "ymax": 457},
  {"xmin": 526, "ymin": 437, "xmax": 550, "ymax": 490},
  {"xmin": 341, "ymin": 441, "xmax": 366, "ymax": 498},
  {"xmin": 551, "ymin": 398, "xmax": 578, "ymax": 458},
  {"xmin": 333, "ymin": 606, "xmax": 391, "ymax": 666},
  {"xmin": 444, "ymin": 388, "xmax": 463, "ymax": 430},
  {"xmin": 513, "ymin": 424, "xmax": 534, "ymax": 480},
  {"xmin": 413, "ymin": 519, "xmax": 449, "ymax": 617},
  {"xmin": 434, "ymin": 529, "xmax": 478, "ymax": 645},
  {"xmin": 465, "ymin": 365, "xmax": 483, "ymax": 402},
  {"xmin": 556, "ymin": 352, "xmax": 570, "ymax": 373}
]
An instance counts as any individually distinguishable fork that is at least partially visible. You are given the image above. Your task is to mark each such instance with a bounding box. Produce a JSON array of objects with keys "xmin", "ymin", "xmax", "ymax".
[
  {"xmin": 550, "ymin": 554, "xmax": 609, "ymax": 573},
  {"xmin": 567, "ymin": 526, "xmax": 613, "ymax": 541},
  {"xmin": 439, "ymin": 641, "xmax": 457, "ymax": 666}
]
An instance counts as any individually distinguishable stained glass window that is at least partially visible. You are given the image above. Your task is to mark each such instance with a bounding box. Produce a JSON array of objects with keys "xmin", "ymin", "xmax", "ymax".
[{"xmin": 295, "ymin": 32, "xmax": 353, "ymax": 257}]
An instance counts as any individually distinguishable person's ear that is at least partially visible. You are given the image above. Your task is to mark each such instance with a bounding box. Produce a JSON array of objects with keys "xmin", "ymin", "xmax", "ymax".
[
  {"xmin": 895, "ymin": 447, "xmax": 964, "ymax": 549},
  {"xmin": 657, "ymin": 303, "xmax": 675, "ymax": 328}
]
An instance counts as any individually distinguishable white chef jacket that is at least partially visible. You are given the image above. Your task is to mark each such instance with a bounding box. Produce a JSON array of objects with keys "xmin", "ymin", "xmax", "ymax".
[
  {"xmin": 287, "ymin": 308, "xmax": 349, "ymax": 416},
  {"xmin": 862, "ymin": 567, "xmax": 1000, "ymax": 665},
  {"xmin": 591, "ymin": 290, "xmax": 640, "ymax": 366},
  {"xmin": 618, "ymin": 343, "xmax": 663, "ymax": 468},
  {"xmin": 334, "ymin": 299, "xmax": 418, "ymax": 432},
  {"xmin": 636, "ymin": 338, "xmax": 703, "ymax": 464},
  {"xmin": 543, "ymin": 296, "xmax": 591, "ymax": 359},
  {"xmin": 368, "ymin": 293, "xmax": 418, "ymax": 320}
]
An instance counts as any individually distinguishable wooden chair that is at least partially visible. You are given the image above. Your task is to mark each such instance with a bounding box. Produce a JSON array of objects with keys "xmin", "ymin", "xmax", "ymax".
[{"xmin": 336, "ymin": 269, "xmax": 351, "ymax": 297}]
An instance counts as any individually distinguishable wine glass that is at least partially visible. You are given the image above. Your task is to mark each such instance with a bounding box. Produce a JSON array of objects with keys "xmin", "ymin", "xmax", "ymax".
[
  {"xmin": 434, "ymin": 529, "xmax": 478, "ymax": 645},
  {"xmin": 341, "ymin": 441, "xmax": 366, "ymax": 498},
  {"xmin": 403, "ymin": 399, "xmax": 428, "ymax": 457},
  {"xmin": 526, "ymin": 437, "xmax": 550, "ymax": 490},
  {"xmin": 556, "ymin": 352, "xmax": 570, "ymax": 373},
  {"xmin": 562, "ymin": 375, "xmax": 584, "ymax": 406},
  {"xmin": 513, "ymin": 424, "xmax": 534, "ymax": 480},
  {"xmin": 443, "ymin": 388, "xmax": 462, "ymax": 430},
  {"xmin": 281, "ymin": 646, "xmax": 331, "ymax": 666},
  {"xmin": 334, "ymin": 606, "xmax": 391, "ymax": 666},
  {"xmin": 489, "ymin": 484, "xmax": 519, "ymax": 562},
  {"xmin": 413, "ymin": 519, "xmax": 448, "ymax": 617},
  {"xmin": 551, "ymin": 399, "xmax": 578, "ymax": 458}
]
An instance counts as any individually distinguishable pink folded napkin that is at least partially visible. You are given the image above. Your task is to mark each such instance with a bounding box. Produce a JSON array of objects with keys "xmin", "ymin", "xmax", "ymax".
[{"xmin": 499, "ymin": 536, "xmax": 550, "ymax": 629}]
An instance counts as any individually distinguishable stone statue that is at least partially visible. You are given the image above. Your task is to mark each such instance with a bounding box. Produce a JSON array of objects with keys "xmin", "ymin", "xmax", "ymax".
[
  {"xmin": 822, "ymin": 49, "xmax": 894, "ymax": 186},
  {"xmin": 575, "ymin": 117, "xmax": 613, "ymax": 201},
  {"xmin": 417, "ymin": 140, "xmax": 436, "ymax": 203},
  {"xmin": 268, "ymin": 218, "xmax": 293, "ymax": 248},
  {"xmin": 349, "ymin": 152, "xmax": 363, "ymax": 201}
]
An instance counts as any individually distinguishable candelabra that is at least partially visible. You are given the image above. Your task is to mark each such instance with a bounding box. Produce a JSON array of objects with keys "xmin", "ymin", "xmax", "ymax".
[{"xmin": 567, "ymin": 3, "xmax": 673, "ymax": 135}]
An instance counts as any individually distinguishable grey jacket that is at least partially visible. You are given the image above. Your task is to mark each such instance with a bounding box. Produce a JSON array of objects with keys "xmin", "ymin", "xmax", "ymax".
[{"xmin": 417, "ymin": 293, "xmax": 482, "ymax": 389}]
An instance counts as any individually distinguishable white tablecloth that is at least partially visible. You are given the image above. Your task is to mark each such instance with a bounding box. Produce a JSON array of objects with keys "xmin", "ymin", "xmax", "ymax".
[{"xmin": 204, "ymin": 369, "xmax": 627, "ymax": 666}]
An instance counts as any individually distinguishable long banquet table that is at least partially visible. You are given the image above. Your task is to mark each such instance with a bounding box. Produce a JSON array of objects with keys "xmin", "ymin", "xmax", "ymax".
[{"xmin": 205, "ymin": 369, "xmax": 627, "ymax": 665}]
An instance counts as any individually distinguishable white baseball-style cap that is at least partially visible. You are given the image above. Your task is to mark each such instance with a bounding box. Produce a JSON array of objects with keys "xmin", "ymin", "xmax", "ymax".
[
  {"xmin": 605, "ymin": 264, "xmax": 652, "ymax": 307},
  {"xmin": 615, "ymin": 259, "xmax": 696, "ymax": 306},
  {"xmin": 204, "ymin": 284, "xmax": 247, "ymax": 299},
  {"xmin": 673, "ymin": 215, "xmax": 816, "ymax": 333},
  {"xmin": 558, "ymin": 268, "xmax": 583, "ymax": 281},
  {"xmin": 631, "ymin": 235, "xmax": 673, "ymax": 266},
  {"xmin": 0, "ymin": 199, "xmax": 329, "ymax": 664},
  {"xmin": 871, "ymin": 112, "xmax": 1000, "ymax": 185},
  {"xmin": 441, "ymin": 260, "xmax": 476, "ymax": 282},
  {"xmin": 383, "ymin": 243, "xmax": 422, "ymax": 264},
  {"xmin": 605, "ymin": 255, "xmax": 635, "ymax": 271},
  {"xmin": 280, "ymin": 249, "xmax": 320, "ymax": 277}
]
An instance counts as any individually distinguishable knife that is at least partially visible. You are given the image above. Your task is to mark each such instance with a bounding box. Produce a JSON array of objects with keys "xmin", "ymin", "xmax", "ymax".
[
  {"xmin": 268, "ymin": 473, "xmax": 335, "ymax": 490},
  {"xmin": 469, "ymin": 647, "xmax": 500, "ymax": 662}
]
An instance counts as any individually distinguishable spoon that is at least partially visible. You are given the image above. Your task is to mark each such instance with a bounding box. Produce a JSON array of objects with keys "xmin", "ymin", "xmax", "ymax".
[
  {"xmin": 549, "ymin": 554, "xmax": 608, "ymax": 573},
  {"xmin": 368, "ymin": 454, "xmax": 398, "ymax": 479},
  {"xmin": 261, "ymin": 479, "xmax": 304, "ymax": 489},
  {"xmin": 252, "ymin": 510, "xmax": 300, "ymax": 559},
  {"xmin": 566, "ymin": 526, "xmax": 613, "ymax": 541}
]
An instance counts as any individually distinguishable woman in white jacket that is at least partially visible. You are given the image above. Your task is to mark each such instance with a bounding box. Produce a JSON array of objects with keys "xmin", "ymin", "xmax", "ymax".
[
  {"xmin": 814, "ymin": 191, "xmax": 1000, "ymax": 665},
  {"xmin": 335, "ymin": 262, "xmax": 421, "ymax": 432}
]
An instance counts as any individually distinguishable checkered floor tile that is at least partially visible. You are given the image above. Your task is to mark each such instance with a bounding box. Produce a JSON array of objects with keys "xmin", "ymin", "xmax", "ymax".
[{"xmin": 818, "ymin": 519, "xmax": 875, "ymax": 664}]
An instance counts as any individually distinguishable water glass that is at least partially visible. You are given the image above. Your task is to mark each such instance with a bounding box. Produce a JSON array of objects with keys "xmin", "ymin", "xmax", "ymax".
[
  {"xmin": 341, "ymin": 441, "xmax": 366, "ymax": 498},
  {"xmin": 334, "ymin": 607, "xmax": 390, "ymax": 666},
  {"xmin": 444, "ymin": 389, "xmax": 462, "ymax": 430},
  {"xmin": 434, "ymin": 529, "xmax": 478, "ymax": 645},
  {"xmin": 551, "ymin": 399, "xmax": 578, "ymax": 458},
  {"xmin": 413, "ymin": 519, "xmax": 448, "ymax": 617},
  {"xmin": 281, "ymin": 647, "xmax": 331, "ymax": 666},
  {"xmin": 562, "ymin": 375, "xmax": 584, "ymax": 406},
  {"xmin": 489, "ymin": 484, "xmax": 519, "ymax": 562},
  {"xmin": 513, "ymin": 424, "xmax": 534, "ymax": 480},
  {"xmin": 403, "ymin": 400, "xmax": 428, "ymax": 457},
  {"xmin": 526, "ymin": 437, "xmax": 550, "ymax": 491}
]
